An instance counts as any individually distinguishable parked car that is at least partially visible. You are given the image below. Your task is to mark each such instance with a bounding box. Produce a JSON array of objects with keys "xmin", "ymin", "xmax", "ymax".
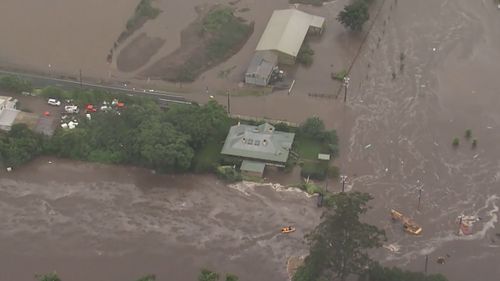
[
  {"xmin": 64, "ymin": 105, "xmax": 79, "ymax": 114},
  {"xmin": 85, "ymin": 104, "xmax": 97, "ymax": 113},
  {"xmin": 47, "ymin": 98, "xmax": 61, "ymax": 106}
]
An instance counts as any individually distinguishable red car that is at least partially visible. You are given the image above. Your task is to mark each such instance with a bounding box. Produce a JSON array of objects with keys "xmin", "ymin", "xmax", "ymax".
[{"xmin": 85, "ymin": 104, "xmax": 97, "ymax": 113}]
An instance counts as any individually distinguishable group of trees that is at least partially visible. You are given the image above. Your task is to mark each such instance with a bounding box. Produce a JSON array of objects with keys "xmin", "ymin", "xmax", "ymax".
[
  {"xmin": 0, "ymin": 84, "xmax": 231, "ymax": 172},
  {"xmin": 297, "ymin": 117, "xmax": 339, "ymax": 180},
  {"xmin": 46, "ymin": 99, "xmax": 230, "ymax": 172},
  {"xmin": 293, "ymin": 192, "xmax": 448, "ymax": 281},
  {"xmin": 337, "ymin": 0, "xmax": 375, "ymax": 31},
  {"xmin": 0, "ymin": 124, "xmax": 43, "ymax": 168}
]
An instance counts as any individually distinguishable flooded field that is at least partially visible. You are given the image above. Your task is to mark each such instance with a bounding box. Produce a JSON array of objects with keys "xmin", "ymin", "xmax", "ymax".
[{"xmin": 0, "ymin": 158, "xmax": 320, "ymax": 281}]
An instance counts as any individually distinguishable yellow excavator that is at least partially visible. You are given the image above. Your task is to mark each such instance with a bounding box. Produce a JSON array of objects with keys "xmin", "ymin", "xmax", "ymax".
[{"xmin": 390, "ymin": 209, "xmax": 422, "ymax": 235}]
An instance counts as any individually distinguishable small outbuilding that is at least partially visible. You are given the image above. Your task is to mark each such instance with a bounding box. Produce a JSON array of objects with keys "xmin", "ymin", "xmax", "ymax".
[
  {"xmin": 245, "ymin": 50, "xmax": 278, "ymax": 86},
  {"xmin": 0, "ymin": 96, "xmax": 19, "ymax": 131},
  {"xmin": 255, "ymin": 9, "xmax": 325, "ymax": 64}
]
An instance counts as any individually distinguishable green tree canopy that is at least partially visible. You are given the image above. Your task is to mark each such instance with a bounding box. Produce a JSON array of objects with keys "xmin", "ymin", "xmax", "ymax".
[
  {"xmin": 300, "ymin": 117, "xmax": 325, "ymax": 139},
  {"xmin": 359, "ymin": 263, "xmax": 448, "ymax": 281},
  {"xmin": 337, "ymin": 0, "xmax": 369, "ymax": 31},
  {"xmin": 35, "ymin": 272, "xmax": 61, "ymax": 281},
  {"xmin": 137, "ymin": 119, "xmax": 194, "ymax": 171},
  {"xmin": 163, "ymin": 101, "xmax": 229, "ymax": 149},
  {"xmin": 198, "ymin": 269, "xmax": 239, "ymax": 281},
  {"xmin": 199, "ymin": 269, "xmax": 220, "ymax": 281},
  {"xmin": 294, "ymin": 192, "xmax": 386, "ymax": 281},
  {"xmin": 0, "ymin": 124, "xmax": 44, "ymax": 167}
]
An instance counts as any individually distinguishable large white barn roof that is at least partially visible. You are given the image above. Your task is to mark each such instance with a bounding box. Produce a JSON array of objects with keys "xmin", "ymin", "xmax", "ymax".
[{"xmin": 256, "ymin": 9, "xmax": 325, "ymax": 57}]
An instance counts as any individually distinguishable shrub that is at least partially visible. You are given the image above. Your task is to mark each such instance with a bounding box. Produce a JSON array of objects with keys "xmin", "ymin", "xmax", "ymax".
[
  {"xmin": 472, "ymin": 139, "xmax": 477, "ymax": 148},
  {"xmin": 452, "ymin": 137, "xmax": 460, "ymax": 147},
  {"xmin": 297, "ymin": 41, "xmax": 315, "ymax": 66},
  {"xmin": 0, "ymin": 75, "xmax": 33, "ymax": 93},
  {"xmin": 40, "ymin": 86, "xmax": 67, "ymax": 99},
  {"xmin": 465, "ymin": 129, "xmax": 472, "ymax": 139},
  {"xmin": 301, "ymin": 182, "xmax": 323, "ymax": 195},
  {"xmin": 331, "ymin": 69, "xmax": 348, "ymax": 81},
  {"xmin": 274, "ymin": 122, "xmax": 295, "ymax": 133},
  {"xmin": 216, "ymin": 165, "xmax": 242, "ymax": 182}
]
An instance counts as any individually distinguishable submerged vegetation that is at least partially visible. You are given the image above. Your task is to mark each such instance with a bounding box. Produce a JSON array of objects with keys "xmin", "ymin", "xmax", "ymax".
[
  {"xmin": 297, "ymin": 41, "xmax": 315, "ymax": 66},
  {"xmin": 114, "ymin": 0, "xmax": 161, "ymax": 48},
  {"xmin": 176, "ymin": 6, "xmax": 253, "ymax": 82},
  {"xmin": 126, "ymin": 0, "xmax": 161, "ymax": 31}
]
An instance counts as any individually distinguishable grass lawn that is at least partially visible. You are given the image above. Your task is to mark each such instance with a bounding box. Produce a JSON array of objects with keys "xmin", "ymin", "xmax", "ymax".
[
  {"xmin": 192, "ymin": 139, "xmax": 225, "ymax": 172},
  {"xmin": 293, "ymin": 136, "xmax": 330, "ymax": 161}
]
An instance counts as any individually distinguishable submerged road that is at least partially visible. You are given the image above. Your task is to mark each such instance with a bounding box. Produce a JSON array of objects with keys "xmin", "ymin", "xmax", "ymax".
[{"xmin": 0, "ymin": 69, "xmax": 192, "ymax": 104}]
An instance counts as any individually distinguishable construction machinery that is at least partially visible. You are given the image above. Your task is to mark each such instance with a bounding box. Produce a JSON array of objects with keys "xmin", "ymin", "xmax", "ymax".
[{"xmin": 390, "ymin": 209, "xmax": 422, "ymax": 235}]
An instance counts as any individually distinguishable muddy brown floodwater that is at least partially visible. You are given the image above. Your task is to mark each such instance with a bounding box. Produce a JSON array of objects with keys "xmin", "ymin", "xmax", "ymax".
[
  {"xmin": 0, "ymin": 158, "xmax": 320, "ymax": 281},
  {"xmin": 340, "ymin": 0, "xmax": 500, "ymax": 280},
  {"xmin": 1, "ymin": 0, "xmax": 500, "ymax": 280}
]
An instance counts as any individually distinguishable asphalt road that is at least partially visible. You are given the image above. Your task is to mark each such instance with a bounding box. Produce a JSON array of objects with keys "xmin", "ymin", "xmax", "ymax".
[{"xmin": 0, "ymin": 69, "xmax": 192, "ymax": 105}]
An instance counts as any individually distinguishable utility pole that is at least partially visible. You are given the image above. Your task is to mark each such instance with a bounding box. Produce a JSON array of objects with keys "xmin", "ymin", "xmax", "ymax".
[
  {"xmin": 325, "ymin": 175, "xmax": 329, "ymax": 193},
  {"xmin": 227, "ymin": 90, "xmax": 231, "ymax": 115},
  {"xmin": 417, "ymin": 187, "xmax": 423, "ymax": 211},
  {"xmin": 79, "ymin": 69, "xmax": 83, "ymax": 89},
  {"xmin": 424, "ymin": 255, "xmax": 429, "ymax": 274},
  {"xmin": 457, "ymin": 216, "xmax": 463, "ymax": 235},
  {"xmin": 340, "ymin": 175, "xmax": 347, "ymax": 192},
  {"xmin": 343, "ymin": 76, "xmax": 350, "ymax": 103}
]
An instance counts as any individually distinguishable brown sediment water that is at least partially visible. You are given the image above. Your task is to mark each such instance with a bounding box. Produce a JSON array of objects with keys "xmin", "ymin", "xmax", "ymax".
[
  {"xmin": 0, "ymin": 158, "xmax": 320, "ymax": 281},
  {"xmin": 1, "ymin": 0, "xmax": 500, "ymax": 280}
]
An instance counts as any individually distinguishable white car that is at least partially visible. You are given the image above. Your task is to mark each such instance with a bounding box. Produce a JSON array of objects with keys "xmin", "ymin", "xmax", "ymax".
[
  {"xmin": 64, "ymin": 105, "xmax": 79, "ymax": 114},
  {"xmin": 48, "ymin": 98, "xmax": 61, "ymax": 106}
]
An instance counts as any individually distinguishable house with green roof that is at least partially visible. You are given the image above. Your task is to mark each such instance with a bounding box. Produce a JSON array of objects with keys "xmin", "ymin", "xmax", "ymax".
[{"xmin": 221, "ymin": 122, "xmax": 295, "ymax": 177}]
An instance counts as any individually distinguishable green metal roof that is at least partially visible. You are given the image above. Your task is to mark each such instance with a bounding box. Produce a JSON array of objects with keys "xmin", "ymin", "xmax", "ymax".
[
  {"xmin": 240, "ymin": 160, "xmax": 266, "ymax": 174},
  {"xmin": 221, "ymin": 123, "xmax": 295, "ymax": 163}
]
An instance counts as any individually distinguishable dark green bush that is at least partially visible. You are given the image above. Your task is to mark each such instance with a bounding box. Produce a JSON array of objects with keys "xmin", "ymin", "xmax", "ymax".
[
  {"xmin": 301, "ymin": 161, "xmax": 328, "ymax": 180},
  {"xmin": 216, "ymin": 165, "xmax": 242, "ymax": 182}
]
